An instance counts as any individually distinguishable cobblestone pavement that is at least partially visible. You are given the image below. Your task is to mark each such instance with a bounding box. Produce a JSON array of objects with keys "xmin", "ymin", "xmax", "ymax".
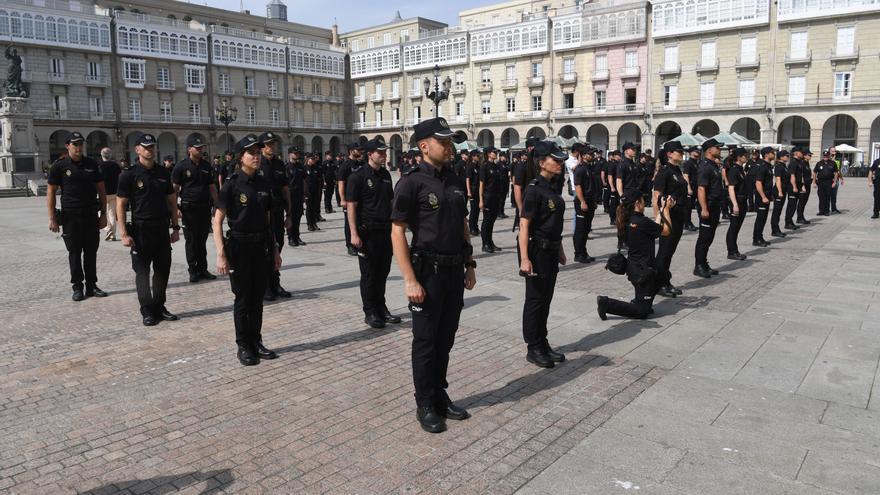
[{"xmin": 0, "ymin": 183, "xmax": 877, "ymax": 494}]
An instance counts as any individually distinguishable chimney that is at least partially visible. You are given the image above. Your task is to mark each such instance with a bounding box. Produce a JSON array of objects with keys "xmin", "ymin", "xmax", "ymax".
[{"xmin": 331, "ymin": 24, "xmax": 339, "ymax": 46}]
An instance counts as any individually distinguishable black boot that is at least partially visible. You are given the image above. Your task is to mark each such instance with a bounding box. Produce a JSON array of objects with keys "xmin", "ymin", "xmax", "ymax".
[
  {"xmin": 382, "ymin": 307, "xmax": 402, "ymax": 324},
  {"xmin": 597, "ymin": 296, "xmax": 608, "ymax": 321},
  {"xmin": 526, "ymin": 344, "xmax": 555, "ymax": 368},
  {"xmin": 727, "ymin": 252, "xmax": 747, "ymax": 261},
  {"xmin": 436, "ymin": 391, "xmax": 470, "ymax": 420},
  {"xmin": 364, "ymin": 313, "xmax": 386, "ymax": 329},
  {"xmin": 543, "ymin": 341, "xmax": 565, "ymax": 363},
  {"xmin": 693, "ymin": 265, "xmax": 712, "ymax": 278},
  {"xmin": 255, "ymin": 342, "xmax": 278, "ymax": 359},
  {"xmin": 237, "ymin": 346, "xmax": 259, "ymax": 366},
  {"xmin": 416, "ymin": 406, "xmax": 446, "ymax": 433},
  {"xmin": 657, "ymin": 285, "xmax": 677, "ymax": 298}
]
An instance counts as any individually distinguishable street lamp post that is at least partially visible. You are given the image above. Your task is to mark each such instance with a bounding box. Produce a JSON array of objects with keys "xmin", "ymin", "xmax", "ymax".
[
  {"xmin": 423, "ymin": 64, "xmax": 452, "ymax": 117},
  {"xmin": 214, "ymin": 99, "xmax": 237, "ymax": 153}
]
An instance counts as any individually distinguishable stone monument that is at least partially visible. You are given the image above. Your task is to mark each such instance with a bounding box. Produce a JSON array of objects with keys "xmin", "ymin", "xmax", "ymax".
[{"xmin": 1, "ymin": 45, "xmax": 39, "ymax": 189}]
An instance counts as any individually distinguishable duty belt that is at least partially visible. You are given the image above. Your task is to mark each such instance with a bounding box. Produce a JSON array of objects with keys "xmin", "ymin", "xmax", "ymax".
[
  {"xmin": 226, "ymin": 231, "xmax": 267, "ymax": 242},
  {"xmin": 529, "ymin": 237, "xmax": 561, "ymax": 250},
  {"xmin": 360, "ymin": 221, "xmax": 392, "ymax": 230},
  {"xmin": 131, "ymin": 219, "xmax": 169, "ymax": 228},
  {"xmin": 412, "ymin": 249, "xmax": 466, "ymax": 266}
]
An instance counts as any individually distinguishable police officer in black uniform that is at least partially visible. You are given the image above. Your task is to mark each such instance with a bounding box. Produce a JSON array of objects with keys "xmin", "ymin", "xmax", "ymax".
[
  {"xmin": 391, "ymin": 117, "xmax": 476, "ymax": 434},
  {"xmin": 453, "ymin": 149, "xmax": 468, "ymax": 179},
  {"xmin": 338, "ymin": 143, "xmax": 364, "ymax": 256},
  {"xmin": 771, "ymin": 150, "xmax": 791, "ymax": 238},
  {"xmin": 784, "ymin": 146, "xmax": 806, "ymax": 230},
  {"xmin": 606, "ymin": 150, "xmax": 621, "ymax": 226},
  {"xmin": 814, "ymin": 151, "xmax": 836, "ymax": 216},
  {"xmin": 116, "ymin": 133, "xmax": 180, "ymax": 326},
  {"xmin": 797, "ymin": 149, "xmax": 813, "ymax": 224},
  {"xmin": 47, "ymin": 131, "xmax": 108, "ymax": 301},
  {"xmin": 466, "ymin": 150, "xmax": 482, "ymax": 236},
  {"xmin": 869, "ymin": 155, "xmax": 880, "ymax": 218},
  {"xmin": 519, "ymin": 141, "xmax": 569, "ymax": 368},
  {"xmin": 725, "ymin": 148, "xmax": 749, "ymax": 261},
  {"xmin": 258, "ymin": 132, "xmax": 292, "ymax": 301},
  {"xmin": 346, "ymin": 138, "xmax": 402, "ymax": 329},
  {"xmin": 652, "ymin": 140, "xmax": 688, "ymax": 297},
  {"xmin": 752, "ymin": 147, "xmax": 775, "ymax": 246},
  {"xmin": 597, "ymin": 188, "xmax": 674, "ymax": 320},
  {"xmin": 305, "ymin": 153, "xmax": 323, "ymax": 231},
  {"xmin": 572, "ymin": 143, "xmax": 596, "ymax": 263},
  {"xmin": 693, "ymin": 138, "xmax": 724, "ymax": 278},
  {"xmin": 323, "ymin": 151, "xmax": 338, "ymax": 213},
  {"xmin": 213, "ymin": 134, "xmax": 280, "ymax": 366},
  {"xmin": 616, "ymin": 142, "xmax": 640, "ymax": 198},
  {"xmin": 479, "ymin": 147, "xmax": 504, "ymax": 253},
  {"xmin": 286, "ymin": 147, "xmax": 307, "ymax": 246},
  {"xmin": 511, "ymin": 151, "xmax": 531, "ymax": 232},
  {"xmin": 498, "ymin": 152, "xmax": 511, "ymax": 219},
  {"xmin": 172, "ymin": 136, "xmax": 218, "ymax": 283},
  {"xmin": 681, "ymin": 147, "xmax": 701, "ymax": 231}
]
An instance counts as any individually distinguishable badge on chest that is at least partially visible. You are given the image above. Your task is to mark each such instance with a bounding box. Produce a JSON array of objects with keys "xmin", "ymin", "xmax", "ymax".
[
  {"xmin": 186, "ymin": 169, "xmax": 192, "ymax": 178},
  {"xmin": 239, "ymin": 193, "xmax": 248, "ymax": 205},
  {"xmin": 136, "ymin": 179, "xmax": 144, "ymax": 189},
  {"xmin": 548, "ymin": 198, "xmax": 556, "ymax": 211},
  {"xmin": 427, "ymin": 192, "xmax": 439, "ymax": 209},
  {"xmin": 65, "ymin": 169, "xmax": 72, "ymax": 177},
  {"xmin": 366, "ymin": 178, "xmax": 374, "ymax": 189}
]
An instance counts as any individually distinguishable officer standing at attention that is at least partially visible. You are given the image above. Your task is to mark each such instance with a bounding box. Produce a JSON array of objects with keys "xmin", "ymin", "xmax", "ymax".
[
  {"xmin": 751, "ymin": 147, "xmax": 775, "ymax": 247},
  {"xmin": 652, "ymin": 141, "xmax": 688, "ymax": 298},
  {"xmin": 390, "ymin": 117, "xmax": 476, "ymax": 434},
  {"xmin": 466, "ymin": 150, "xmax": 482, "ymax": 236},
  {"xmin": 814, "ymin": 151, "xmax": 836, "ymax": 216},
  {"xmin": 257, "ymin": 132, "xmax": 292, "ymax": 301},
  {"xmin": 868, "ymin": 154, "xmax": 880, "ymax": 218},
  {"xmin": 338, "ymin": 143, "xmax": 364, "ymax": 256},
  {"xmin": 770, "ymin": 150, "xmax": 791, "ymax": 238},
  {"xmin": 606, "ymin": 150, "xmax": 621, "ymax": 226},
  {"xmin": 323, "ymin": 151, "xmax": 338, "ymax": 214},
  {"xmin": 480, "ymin": 148, "xmax": 504, "ymax": 253},
  {"xmin": 681, "ymin": 147, "xmax": 701, "ymax": 231},
  {"xmin": 519, "ymin": 141, "xmax": 569, "ymax": 368},
  {"xmin": 116, "ymin": 133, "xmax": 180, "ymax": 326},
  {"xmin": 724, "ymin": 148, "xmax": 749, "ymax": 261},
  {"xmin": 572, "ymin": 143, "xmax": 596, "ymax": 263},
  {"xmin": 616, "ymin": 143, "xmax": 640, "ymax": 198},
  {"xmin": 597, "ymin": 189, "xmax": 674, "ymax": 320},
  {"xmin": 305, "ymin": 153, "xmax": 324, "ymax": 231},
  {"xmin": 47, "ymin": 131, "xmax": 109, "ymax": 301},
  {"xmin": 453, "ymin": 149, "xmax": 468, "ymax": 178},
  {"xmin": 693, "ymin": 139, "xmax": 724, "ymax": 278},
  {"xmin": 346, "ymin": 138, "xmax": 402, "ymax": 329},
  {"xmin": 213, "ymin": 135, "xmax": 281, "ymax": 366},
  {"xmin": 511, "ymin": 150, "xmax": 531, "ymax": 232},
  {"xmin": 784, "ymin": 146, "xmax": 806, "ymax": 231},
  {"xmin": 172, "ymin": 136, "xmax": 218, "ymax": 283},
  {"xmin": 286, "ymin": 147, "xmax": 307, "ymax": 246},
  {"xmin": 797, "ymin": 150, "xmax": 813, "ymax": 224},
  {"xmin": 498, "ymin": 153, "xmax": 511, "ymax": 219},
  {"xmin": 99, "ymin": 147, "xmax": 121, "ymax": 242}
]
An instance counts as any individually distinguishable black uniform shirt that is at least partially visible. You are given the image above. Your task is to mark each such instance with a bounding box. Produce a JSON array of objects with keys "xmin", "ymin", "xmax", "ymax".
[
  {"xmin": 522, "ymin": 175, "xmax": 565, "ymax": 241},
  {"xmin": 259, "ymin": 155, "xmax": 288, "ymax": 208},
  {"xmin": 346, "ymin": 164, "xmax": 393, "ymax": 225},
  {"xmin": 171, "ymin": 157, "xmax": 213, "ymax": 204},
  {"xmin": 653, "ymin": 164, "xmax": 687, "ymax": 205},
  {"xmin": 753, "ymin": 160, "xmax": 774, "ymax": 196},
  {"xmin": 814, "ymin": 160, "xmax": 837, "ymax": 181},
  {"xmin": 48, "ymin": 156, "xmax": 103, "ymax": 209},
  {"xmin": 871, "ymin": 159, "xmax": 880, "ymax": 184},
  {"xmin": 616, "ymin": 157, "xmax": 640, "ymax": 193},
  {"xmin": 697, "ymin": 159, "xmax": 724, "ymax": 202},
  {"xmin": 305, "ymin": 164, "xmax": 322, "ymax": 191},
  {"xmin": 338, "ymin": 158, "xmax": 362, "ymax": 185},
  {"xmin": 573, "ymin": 161, "xmax": 595, "ymax": 202},
  {"xmin": 117, "ymin": 163, "xmax": 173, "ymax": 222},
  {"xmin": 100, "ymin": 160, "xmax": 121, "ymax": 196},
  {"xmin": 323, "ymin": 160, "xmax": 338, "ymax": 184},
  {"xmin": 499, "ymin": 162, "xmax": 511, "ymax": 187},
  {"xmin": 727, "ymin": 163, "xmax": 746, "ymax": 197},
  {"xmin": 681, "ymin": 158, "xmax": 698, "ymax": 185},
  {"xmin": 774, "ymin": 161, "xmax": 792, "ymax": 195},
  {"xmin": 466, "ymin": 162, "xmax": 481, "ymax": 194},
  {"xmin": 605, "ymin": 159, "xmax": 618, "ymax": 188},
  {"xmin": 788, "ymin": 158, "xmax": 804, "ymax": 190},
  {"xmin": 391, "ymin": 162, "xmax": 468, "ymax": 255},
  {"xmin": 453, "ymin": 159, "xmax": 467, "ymax": 179},
  {"xmin": 286, "ymin": 161, "xmax": 306, "ymax": 198},
  {"xmin": 800, "ymin": 158, "xmax": 812, "ymax": 186},
  {"xmin": 551, "ymin": 171, "xmax": 565, "ymax": 195},
  {"xmin": 480, "ymin": 161, "xmax": 504, "ymax": 198},
  {"xmin": 626, "ymin": 212, "xmax": 662, "ymax": 276},
  {"xmin": 217, "ymin": 172, "xmax": 271, "ymax": 234},
  {"xmin": 512, "ymin": 161, "xmax": 529, "ymax": 186}
]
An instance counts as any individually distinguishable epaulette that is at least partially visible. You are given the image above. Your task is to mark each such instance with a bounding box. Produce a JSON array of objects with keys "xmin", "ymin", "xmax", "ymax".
[{"xmin": 403, "ymin": 166, "xmax": 418, "ymax": 176}]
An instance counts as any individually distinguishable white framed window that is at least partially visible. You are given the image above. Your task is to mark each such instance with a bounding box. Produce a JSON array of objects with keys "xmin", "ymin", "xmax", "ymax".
[
  {"xmin": 455, "ymin": 71, "xmax": 464, "ymax": 87},
  {"xmin": 740, "ymin": 37, "xmax": 757, "ymax": 64},
  {"xmin": 359, "ymin": 111, "xmax": 366, "ymax": 124},
  {"xmin": 122, "ymin": 58, "xmax": 145, "ymax": 88},
  {"xmin": 455, "ymin": 102, "xmax": 464, "ymax": 116},
  {"xmin": 625, "ymin": 51, "xmax": 637, "ymax": 68},
  {"xmin": 400, "ymin": 29, "xmax": 410, "ymax": 41},
  {"xmin": 184, "ymin": 65, "xmax": 205, "ymax": 92},
  {"xmin": 52, "ymin": 95, "xmax": 67, "ymax": 118},
  {"xmin": 159, "ymin": 100, "xmax": 172, "ymax": 123},
  {"xmin": 790, "ymin": 31, "xmax": 808, "ymax": 59},
  {"xmin": 531, "ymin": 62, "xmax": 542, "ymax": 78},
  {"xmin": 383, "ymin": 33, "xmax": 393, "ymax": 46},
  {"xmin": 375, "ymin": 110, "xmax": 382, "ymax": 124},
  {"xmin": 189, "ymin": 103, "xmax": 201, "ymax": 123},
  {"xmin": 532, "ymin": 95, "xmax": 542, "ymax": 111},
  {"xmin": 245, "ymin": 76, "xmax": 255, "ymax": 95},
  {"xmin": 271, "ymin": 108, "xmax": 279, "ymax": 125},
  {"xmin": 392, "ymin": 107, "xmax": 400, "ymax": 124},
  {"xmin": 505, "ymin": 65, "xmax": 515, "ymax": 81},
  {"xmin": 391, "ymin": 79, "xmax": 399, "ymax": 97},
  {"xmin": 246, "ymin": 106, "xmax": 255, "ymax": 125},
  {"xmin": 128, "ymin": 98, "xmax": 141, "ymax": 121},
  {"xmin": 332, "ymin": 111, "xmax": 340, "ymax": 125},
  {"xmin": 89, "ymin": 96, "xmax": 103, "ymax": 117},
  {"xmin": 739, "ymin": 79, "xmax": 755, "ymax": 106},
  {"xmin": 411, "ymin": 78, "xmax": 421, "ymax": 93},
  {"xmin": 367, "ymin": 36, "xmax": 375, "ymax": 48},
  {"xmin": 156, "ymin": 67, "xmax": 171, "ymax": 89},
  {"xmin": 788, "ymin": 76, "xmax": 805, "ymax": 104},
  {"xmin": 50, "ymin": 58, "xmax": 64, "ymax": 76},
  {"xmin": 834, "ymin": 72, "xmax": 852, "ymax": 101},
  {"xmin": 481, "ymin": 67, "xmax": 491, "ymax": 82},
  {"xmin": 359, "ymin": 83, "xmax": 366, "ymax": 98},
  {"xmin": 481, "ymin": 101, "xmax": 491, "ymax": 114},
  {"xmin": 700, "ymin": 81, "xmax": 715, "ymax": 108},
  {"xmin": 87, "ymin": 61, "xmax": 101, "ymax": 82},
  {"xmin": 701, "ymin": 41, "xmax": 716, "ymax": 68},
  {"xmin": 330, "ymin": 82, "xmax": 338, "ymax": 97},
  {"xmin": 219, "ymin": 73, "xmax": 231, "ymax": 93},
  {"xmin": 595, "ymin": 54, "xmax": 607, "ymax": 72},
  {"xmin": 663, "ymin": 85, "xmax": 677, "ymax": 109},
  {"xmin": 352, "ymin": 39, "xmax": 361, "ymax": 51},
  {"xmin": 313, "ymin": 110, "xmax": 320, "ymax": 124},
  {"xmin": 836, "ymin": 26, "xmax": 855, "ymax": 56},
  {"xmin": 312, "ymin": 81, "xmax": 321, "ymax": 95},
  {"xmin": 563, "ymin": 58, "xmax": 575, "ymax": 75},
  {"xmin": 595, "ymin": 90, "xmax": 606, "ymax": 110},
  {"xmin": 664, "ymin": 46, "xmax": 678, "ymax": 71},
  {"xmin": 413, "ymin": 106, "xmax": 421, "ymax": 121},
  {"xmin": 374, "ymin": 82, "xmax": 382, "ymax": 98},
  {"xmin": 507, "ymin": 97, "xmax": 516, "ymax": 113},
  {"xmin": 268, "ymin": 78, "xmax": 278, "ymax": 97}
]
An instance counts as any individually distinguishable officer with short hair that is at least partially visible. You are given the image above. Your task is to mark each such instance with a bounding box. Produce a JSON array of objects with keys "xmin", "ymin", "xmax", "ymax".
[
  {"xmin": 47, "ymin": 131, "xmax": 109, "ymax": 301},
  {"xmin": 391, "ymin": 117, "xmax": 476, "ymax": 434},
  {"xmin": 323, "ymin": 151, "xmax": 338, "ymax": 213},
  {"xmin": 725, "ymin": 148, "xmax": 749, "ymax": 261},
  {"xmin": 616, "ymin": 142, "xmax": 640, "ymax": 198},
  {"xmin": 498, "ymin": 152, "xmax": 511, "ymax": 219},
  {"xmin": 338, "ymin": 143, "xmax": 364, "ymax": 256},
  {"xmin": 752, "ymin": 147, "xmax": 775, "ymax": 246},
  {"xmin": 466, "ymin": 150, "xmax": 482, "ymax": 236},
  {"xmin": 606, "ymin": 150, "xmax": 621, "ymax": 226},
  {"xmin": 347, "ymin": 138, "xmax": 401, "ymax": 329},
  {"xmin": 213, "ymin": 134, "xmax": 281, "ymax": 366},
  {"xmin": 453, "ymin": 149, "xmax": 468, "ymax": 179},
  {"xmin": 172, "ymin": 135, "xmax": 218, "ymax": 283},
  {"xmin": 258, "ymin": 132, "xmax": 292, "ymax": 301},
  {"xmin": 116, "ymin": 133, "xmax": 180, "ymax": 326},
  {"xmin": 286, "ymin": 147, "xmax": 307, "ymax": 246},
  {"xmin": 771, "ymin": 150, "xmax": 791, "ymax": 238},
  {"xmin": 305, "ymin": 153, "xmax": 323, "ymax": 231},
  {"xmin": 479, "ymin": 147, "xmax": 504, "ymax": 253},
  {"xmin": 693, "ymin": 138, "xmax": 724, "ymax": 278}
]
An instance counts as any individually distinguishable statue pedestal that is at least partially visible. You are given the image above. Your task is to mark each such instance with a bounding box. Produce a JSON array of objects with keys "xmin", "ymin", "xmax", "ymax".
[{"xmin": 0, "ymin": 97, "xmax": 40, "ymax": 188}]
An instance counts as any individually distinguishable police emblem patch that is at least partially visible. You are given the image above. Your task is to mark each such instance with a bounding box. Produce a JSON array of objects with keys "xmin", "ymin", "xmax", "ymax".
[
  {"xmin": 65, "ymin": 169, "xmax": 72, "ymax": 176},
  {"xmin": 136, "ymin": 180, "xmax": 144, "ymax": 189},
  {"xmin": 186, "ymin": 170, "xmax": 192, "ymax": 178},
  {"xmin": 427, "ymin": 192, "xmax": 439, "ymax": 208},
  {"xmin": 548, "ymin": 199, "xmax": 556, "ymax": 211},
  {"xmin": 239, "ymin": 193, "xmax": 248, "ymax": 204},
  {"xmin": 366, "ymin": 178, "xmax": 374, "ymax": 188}
]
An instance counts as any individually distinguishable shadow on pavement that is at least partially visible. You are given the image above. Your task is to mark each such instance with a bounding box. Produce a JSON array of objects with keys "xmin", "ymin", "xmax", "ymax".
[{"xmin": 79, "ymin": 469, "xmax": 234, "ymax": 495}]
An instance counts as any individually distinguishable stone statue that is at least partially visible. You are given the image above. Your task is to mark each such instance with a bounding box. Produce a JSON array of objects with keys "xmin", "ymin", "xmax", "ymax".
[{"xmin": 4, "ymin": 46, "xmax": 27, "ymax": 98}]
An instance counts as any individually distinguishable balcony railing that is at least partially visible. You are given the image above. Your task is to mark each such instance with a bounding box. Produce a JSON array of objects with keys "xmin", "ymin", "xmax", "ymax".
[
  {"xmin": 47, "ymin": 73, "xmax": 70, "ymax": 84},
  {"xmin": 267, "ymin": 91, "xmax": 282, "ymax": 99},
  {"xmin": 310, "ymin": 94, "xmax": 326, "ymax": 102},
  {"xmin": 735, "ymin": 55, "xmax": 761, "ymax": 69},
  {"xmin": 33, "ymin": 110, "xmax": 116, "ymax": 121},
  {"xmin": 695, "ymin": 59, "xmax": 719, "ymax": 73},
  {"xmin": 243, "ymin": 89, "xmax": 260, "ymax": 98},
  {"xmin": 451, "ymin": 84, "xmax": 466, "ymax": 95},
  {"xmin": 387, "ymin": 92, "xmax": 401, "ymax": 101},
  {"xmin": 85, "ymin": 74, "xmax": 109, "ymax": 86},
  {"xmin": 371, "ymin": 94, "xmax": 384, "ymax": 102},
  {"xmin": 451, "ymin": 115, "xmax": 469, "ymax": 125},
  {"xmin": 518, "ymin": 110, "xmax": 549, "ymax": 120},
  {"xmin": 124, "ymin": 78, "xmax": 146, "ymax": 89},
  {"xmin": 528, "ymin": 76, "xmax": 545, "ymax": 87},
  {"xmin": 591, "ymin": 70, "xmax": 609, "ymax": 81},
  {"xmin": 479, "ymin": 81, "xmax": 494, "ymax": 92},
  {"xmin": 655, "ymin": 96, "xmax": 768, "ymax": 112},
  {"xmin": 830, "ymin": 46, "xmax": 859, "ymax": 62},
  {"xmin": 659, "ymin": 63, "xmax": 681, "ymax": 76},
  {"xmin": 559, "ymin": 72, "xmax": 578, "ymax": 84},
  {"xmin": 218, "ymin": 87, "xmax": 235, "ymax": 96},
  {"xmin": 408, "ymin": 89, "xmax": 422, "ymax": 98},
  {"xmin": 775, "ymin": 90, "xmax": 880, "ymax": 107},
  {"xmin": 326, "ymin": 95, "xmax": 344, "ymax": 104},
  {"xmin": 156, "ymin": 80, "xmax": 175, "ymax": 91},
  {"xmin": 354, "ymin": 120, "xmax": 401, "ymax": 130},
  {"xmin": 502, "ymin": 79, "xmax": 518, "ymax": 89},
  {"xmin": 354, "ymin": 95, "xmax": 367, "ymax": 104},
  {"xmin": 619, "ymin": 66, "xmax": 641, "ymax": 78},
  {"xmin": 185, "ymin": 83, "xmax": 205, "ymax": 94},
  {"xmin": 553, "ymin": 103, "xmax": 645, "ymax": 118},
  {"xmin": 784, "ymin": 50, "xmax": 812, "ymax": 65}
]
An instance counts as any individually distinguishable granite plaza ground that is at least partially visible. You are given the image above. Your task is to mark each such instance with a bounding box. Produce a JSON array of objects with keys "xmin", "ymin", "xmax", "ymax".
[{"xmin": 1, "ymin": 185, "xmax": 880, "ymax": 494}]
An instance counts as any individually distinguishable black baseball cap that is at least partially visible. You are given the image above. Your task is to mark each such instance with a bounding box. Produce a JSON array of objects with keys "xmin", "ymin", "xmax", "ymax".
[
  {"xmin": 347, "ymin": 142, "xmax": 362, "ymax": 152},
  {"xmin": 662, "ymin": 141, "xmax": 684, "ymax": 153},
  {"xmin": 65, "ymin": 132, "xmax": 85, "ymax": 144},
  {"xmin": 258, "ymin": 132, "xmax": 279, "ymax": 144},
  {"xmin": 609, "ymin": 149, "xmax": 621, "ymax": 157},
  {"xmin": 525, "ymin": 137, "xmax": 540, "ymax": 148},
  {"xmin": 701, "ymin": 138, "xmax": 721, "ymax": 150},
  {"xmin": 363, "ymin": 138, "xmax": 388, "ymax": 153},
  {"xmin": 287, "ymin": 146, "xmax": 301, "ymax": 154},
  {"xmin": 621, "ymin": 142, "xmax": 637, "ymax": 152},
  {"xmin": 186, "ymin": 136, "xmax": 206, "ymax": 148},
  {"xmin": 731, "ymin": 148, "xmax": 748, "ymax": 158},
  {"xmin": 411, "ymin": 117, "xmax": 457, "ymax": 142},
  {"xmin": 760, "ymin": 146, "xmax": 775, "ymax": 157},
  {"xmin": 777, "ymin": 150, "xmax": 790, "ymax": 158},
  {"xmin": 135, "ymin": 133, "xmax": 157, "ymax": 147},
  {"xmin": 233, "ymin": 134, "xmax": 264, "ymax": 154},
  {"xmin": 484, "ymin": 147, "xmax": 499, "ymax": 155},
  {"xmin": 533, "ymin": 141, "xmax": 568, "ymax": 161},
  {"xmin": 163, "ymin": 155, "xmax": 174, "ymax": 161}
]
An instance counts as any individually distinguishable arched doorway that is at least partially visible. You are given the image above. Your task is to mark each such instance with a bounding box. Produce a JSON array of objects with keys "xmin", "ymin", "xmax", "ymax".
[
  {"xmin": 294, "ymin": 135, "xmax": 306, "ymax": 151},
  {"xmin": 558, "ymin": 125, "xmax": 578, "ymax": 139},
  {"xmin": 125, "ymin": 132, "xmax": 141, "ymax": 163},
  {"xmin": 586, "ymin": 124, "xmax": 609, "ymax": 151},
  {"xmin": 389, "ymin": 134, "xmax": 403, "ymax": 169},
  {"xmin": 777, "ymin": 116, "xmax": 811, "ymax": 148},
  {"xmin": 655, "ymin": 121, "xmax": 681, "ymax": 149},
  {"xmin": 730, "ymin": 117, "xmax": 761, "ymax": 143},
  {"xmin": 158, "ymin": 132, "xmax": 178, "ymax": 163},
  {"xmin": 821, "ymin": 114, "xmax": 858, "ymax": 151},
  {"xmin": 49, "ymin": 130, "xmax": 71, "ymax": 162},
  {"xmin": 500, "ymin": 128, "xmax": 519, "ymax": 148},
  {"xmin": 329, "ymin": 136, "xmax": 340, "ymax": 155},
  {"xmin": 871, "ymin": 116, "xmax": 880, "ymax": 162},
  {"xmin": 526, "ymin": 127, "xmax": 546, "ymax": 140},
  {"xmin": 86, "ymin": 131, "xmax": 109, "ymax": 159},
  {"xmin": 617, "ymin": 123, "xmax": 641, "ymax": 149},
  {"xmin": 217, "ymin": 133, "xmax": 237, "ymax": 154},
  {"xmin": 691, "ymin": 119, "xmax": 719, "ymax": 138},
  {"xmin": 453, "ymin": 130, "xmax": 469, "ymax": 144},
  {"xmin": 311, "ymin": 136, "xmax": 324, "ymax": 154},
  {"xmin": 477, "ymin": 129, "xmax": 494, "ymax": 148}
]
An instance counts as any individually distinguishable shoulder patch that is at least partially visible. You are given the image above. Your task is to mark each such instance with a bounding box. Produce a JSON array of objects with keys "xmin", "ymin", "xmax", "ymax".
[{"xmin": 403, "ymin": 167, "xmax": 418, "ymax": 176}]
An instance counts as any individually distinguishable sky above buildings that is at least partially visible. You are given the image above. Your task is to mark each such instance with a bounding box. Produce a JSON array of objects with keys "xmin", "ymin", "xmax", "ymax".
[{"xmin": 179, "ymin": 0, "xmax": 490, "ymax": 32}]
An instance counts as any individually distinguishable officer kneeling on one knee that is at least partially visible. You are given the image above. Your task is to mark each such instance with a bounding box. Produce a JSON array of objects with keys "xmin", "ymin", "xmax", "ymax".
[
  {"xmin": 518, "ymin": 141, "xmax": 569, "ymax": 369},
  {"xmin": 390, "ymin": 117, "xmax": 476, "ymax": 434},
  {"xmin": 213, "ymin": 135, "xmax": 281, "ymax": 366},
  {"xmin": 597, "ymin": 189, "xmax": 674, "ymax": 320}
]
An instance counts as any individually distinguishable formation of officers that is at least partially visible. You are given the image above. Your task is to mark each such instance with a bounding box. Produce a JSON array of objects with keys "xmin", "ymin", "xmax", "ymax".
[{"xmin": 48, "ymin": 116, "xmax": 855, "ymax": 434}]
